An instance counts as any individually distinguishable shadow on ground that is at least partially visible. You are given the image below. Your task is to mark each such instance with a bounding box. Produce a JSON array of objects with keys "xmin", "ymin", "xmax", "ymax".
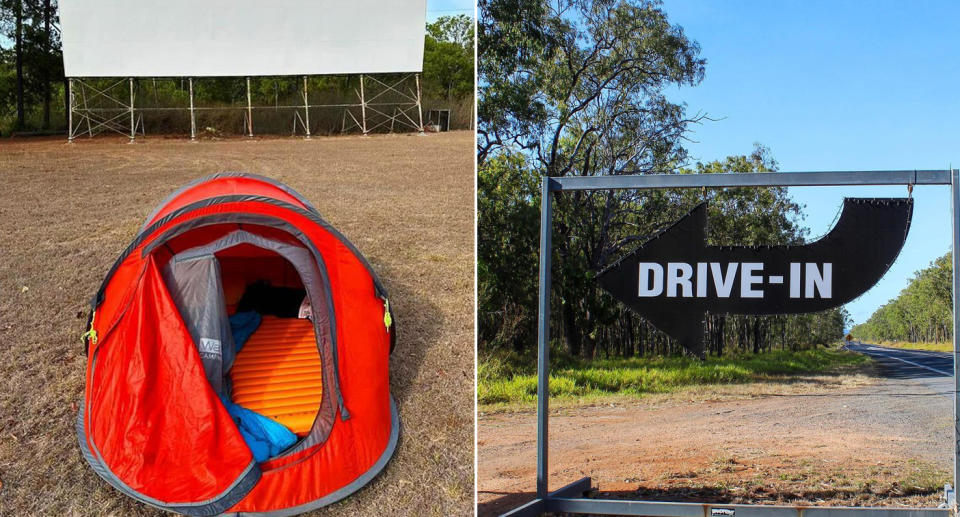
[{"xmin": 478, "ymin": 485, "xmax": 947, "ymax": 517}]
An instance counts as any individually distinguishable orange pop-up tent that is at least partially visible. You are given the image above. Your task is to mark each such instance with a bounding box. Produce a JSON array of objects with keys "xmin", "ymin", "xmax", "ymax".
[{"xmin": 77, "ymin": 173, "xmax": 398, "ymax": 516}]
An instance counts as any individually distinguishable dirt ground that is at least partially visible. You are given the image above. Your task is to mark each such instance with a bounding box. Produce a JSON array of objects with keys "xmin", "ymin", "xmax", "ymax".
[
  {"xmin": 479, "ymin": 368, "xmax": 953, "ymax": 515},
  {"xmin": 0, "ymin": 132, "xmax": 474, "ymax": 516}
]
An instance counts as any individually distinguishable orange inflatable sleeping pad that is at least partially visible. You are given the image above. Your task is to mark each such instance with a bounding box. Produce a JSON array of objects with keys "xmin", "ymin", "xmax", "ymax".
[{"xmin": 229, "ymin": 316, "xmax": 322, "ymax": 436}]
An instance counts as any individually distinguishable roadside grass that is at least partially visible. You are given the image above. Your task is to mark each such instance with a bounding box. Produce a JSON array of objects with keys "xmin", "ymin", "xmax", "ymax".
[
  {"xmin": 478, "ymin": 347, "xmax": 869, "ymax": 407},
  {"xmin": 900, "ymin": 460, "xmax": 948, "ymax": 495},
  {"xmin": 633, "ymin": 457, "xmax": 949, "ymax": 507},
  {"xmin": 871, "ymin": 341, "xmax": 953, "ymax": 353}
]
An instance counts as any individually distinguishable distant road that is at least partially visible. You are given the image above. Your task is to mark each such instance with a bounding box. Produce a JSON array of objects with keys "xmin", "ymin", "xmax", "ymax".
[{"xmin": 845, "ymin": 341, "xmax": 954, "ymax": 378}]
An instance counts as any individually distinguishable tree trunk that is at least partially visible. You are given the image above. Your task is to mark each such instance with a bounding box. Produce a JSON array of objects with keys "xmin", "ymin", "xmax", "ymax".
[
  {"xmin": 753, "ymin": 319, "xmax": 762, "ymax": 354},
  {"xmin": 15, "ymin": 0, "xmax": 25, "ymax": 130},
  {"xmin": 43, "ymin": 0, "xmax": 52, "ymax": 129},
  {"xmin": 716, "ymin": 315, "xmax": 726, "ymax": 356},
  {"xmin": 562, "ymin": 301, "xmax": 581, "ymax": 357},
  {"xmin": 63, "ymin": 78, "xmax": 70, "ymax": 131}
]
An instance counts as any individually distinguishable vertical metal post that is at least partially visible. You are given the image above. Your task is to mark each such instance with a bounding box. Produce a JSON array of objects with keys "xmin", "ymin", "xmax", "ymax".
[
  {"xmin": 951, "ymin": 168, "xmax": 960, "ymax": 514},
  {"xmin": 536, "ymin": 176, "xmax": 554, "ymax": 499},
  {"xmin": 415, "ymin": 73, "xmax": 425, "ymax": 135},
  {"xmin": 128, "ymin": 77, "xmax": 135, "ymax": 143},
  {"xmin": 359, "ymin": 74, "xmax": 368, "ymax": 136},
  {"xmin": 246, "ymin": 77, "xmax": 253, "ymax": 137},
  {"xmin": 67, "ymin": 78, "xmax": 74, "ymax": 143},
  {"xmin": 303, "ymin": 75, "xmax": 311, "ymax": 139},
  {"xmin": 188, "ymin": 78, "xmax": 196, "ymax": 141}
]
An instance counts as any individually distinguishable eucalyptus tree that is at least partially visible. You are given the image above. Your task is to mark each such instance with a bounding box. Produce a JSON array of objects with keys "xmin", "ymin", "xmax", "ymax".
[
  {"xmin": 853, "ymin": 254, "xmax": 952, "ymax": 344},
  {"xmin": 479, "ymin": 0, "xmax": 708, "ymax": 356}
]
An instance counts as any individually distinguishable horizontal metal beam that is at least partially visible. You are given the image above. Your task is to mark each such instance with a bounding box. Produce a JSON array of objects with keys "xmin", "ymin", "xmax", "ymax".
[
  {"xmin": 550, "ymin": 170, "xmax": 953, "ymax": 191},
  {"xmin": 551, "ymin": 476, "xmax": 592, "ymax": 498},
  {"xmin": 548, "ymin": 498, "xmax": 950, "ymax": 517},
  {"xmin": 498, "ymin": 477, "xmax": 592, "ymax": 517},
  {"xmin": 500, "ymin": 498, "xmax": 545, "ymax": 517}
]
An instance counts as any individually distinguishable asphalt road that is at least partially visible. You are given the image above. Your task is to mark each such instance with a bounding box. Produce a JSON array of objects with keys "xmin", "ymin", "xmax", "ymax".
[{"xmin": 845, "ymin": 341, "xmax": 954, "ymax": 379}]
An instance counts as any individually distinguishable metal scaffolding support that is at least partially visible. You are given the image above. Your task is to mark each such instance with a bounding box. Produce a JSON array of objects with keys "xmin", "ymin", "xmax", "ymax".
[
  {"xmin": 66, "ymin": 73, "xmax": 428, "ymax": 140},
  {"xmin": 67, "ymin": 78, "xmax": 140, "ymax": 140},
  {"xmin": 128, "ymin": 77, "xmax": 135, "ymax": 143},
  {"xmin": 188, "ymin": 78, "xmax": 196, "ymax": 141},
  {"xmin": 501, "ymin": 169, "xmax": 959, "ymax": 517},
  {"xmin": 245, "ymin": 77, "xmax": 253, "ymax": 137},
  {"xmin": 67, "ymin": 78, "xmax": 74, "ymax": 143},
  {"xmin": 342, "ymin": 73, "xmax": 425, "ymax": 135},
  {"xmin": 360, "ymin": 74, "xmax": 368, "ymax": 135},
  {"xmin": 415, "ymin": 74, "xmax": 424, "ymax": 135},
  {"xmin": 302, "ymin": 76, "xmax": 311, "ymax": 139}
]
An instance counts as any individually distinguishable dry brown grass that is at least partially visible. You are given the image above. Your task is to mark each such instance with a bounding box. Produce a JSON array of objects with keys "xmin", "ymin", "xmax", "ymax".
[
  {"xmin": 0, "ymin": 132, "xmax": 475, "ymax": 516},
  {"xmin": 478, "ymin": 353, "xmax": 952, "ymax": 515}
]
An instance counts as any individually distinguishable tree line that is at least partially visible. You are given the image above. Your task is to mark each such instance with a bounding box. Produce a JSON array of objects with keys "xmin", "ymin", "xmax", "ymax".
[
  {"xmin": 478, "ymin": 0, "xmax": 848, "ymax": 361},
  {"xmin": 851, "ymin": 254, "xmax": 952, "ymax": 344},
  {"xmin": 0, "ymin": 5, "xmax": 474, "ymax": 135},
  {"xmin": 0, "ymin": 0, "xmax": 62, "ymax": 132}
]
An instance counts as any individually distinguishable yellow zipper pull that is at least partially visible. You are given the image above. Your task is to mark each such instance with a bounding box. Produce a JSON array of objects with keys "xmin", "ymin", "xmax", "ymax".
[
  {"xmin": 383, "ymin": 299, "xmax": 392, "ymax": 331},
  {"xmin": 81, "ymin": 310, "xmax": 98, "ymax": 345}
]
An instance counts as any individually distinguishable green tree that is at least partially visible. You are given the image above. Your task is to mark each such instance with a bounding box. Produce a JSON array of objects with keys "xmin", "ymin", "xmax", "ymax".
[
  {"xmin": 478, "ymin": 151, "xmax": 541, "ymax": 350},
  {"xmin": 0, "ymin": 0, "xmax": 62, "ymax": 131},
  {"xmin": 479, "ymin": 0, "xmax": 707, "ymax": 357},
  {"xmin": 423, "ymin": 14, "xmax": 474, "ymax": 100},
  {"xmin": 478, "ymin": 0, "xmax": 848, "ymax": 359},
  {"xmin": 852, "ymin": 254, "xmax": 952, "ymax": 343}
]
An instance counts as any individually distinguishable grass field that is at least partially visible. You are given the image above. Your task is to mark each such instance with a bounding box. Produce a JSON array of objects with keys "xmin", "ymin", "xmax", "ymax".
[
  {"xmin": 478, "ymin": 347, "xmax": 868, "ymax": 407},
  {"xmin": 0, "ymin": 132, "xmax": 474, "ymax": 516},
  {"xmin": 870, "ymin": 341, "xmax": 953, "ymax": 353}
]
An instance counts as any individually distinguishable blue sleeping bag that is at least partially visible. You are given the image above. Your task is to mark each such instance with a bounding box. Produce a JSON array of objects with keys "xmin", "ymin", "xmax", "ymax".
[
  {"xmin": 219, "ymin": 395, "xmax": 297, "ymax": 462},
  {"xmin": 224, "ymin": 311, "xmax": 297, "ymax": 462}
]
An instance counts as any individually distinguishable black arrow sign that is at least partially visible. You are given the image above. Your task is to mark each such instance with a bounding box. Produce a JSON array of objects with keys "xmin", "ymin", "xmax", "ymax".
[{"xmin": 595, "ymin": 198, "xmax": 913, "ymax": 358}]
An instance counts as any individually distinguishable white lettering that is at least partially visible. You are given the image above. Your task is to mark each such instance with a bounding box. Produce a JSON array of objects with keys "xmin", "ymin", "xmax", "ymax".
[
  {"xmin": 805, "ymin": 263, "xmax": 832, "ymax": 298},
  {"xmin": 789, "ymin": 263, "xmax": 801, "ymax": 298},
  {"xmin": 696, "ymin": 263, "xmax": 708, "ymax": 297},
  {"xmin": 740, "ymin": 263, "xmax": 763, "ymax": 298},
  {"xmin": 638, "ymin": 263, "xmax": 664, "ymax": 297},
  {"xmin": 667, "ymin": 262, "xmax": 694, "ymax": 297},
  {"xmin": 710, "ymin": 262, "xmax": 737, "ymax": 298}
]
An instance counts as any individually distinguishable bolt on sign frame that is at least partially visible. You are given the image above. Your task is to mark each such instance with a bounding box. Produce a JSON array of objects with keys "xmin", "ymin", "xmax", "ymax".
[{"xmin": 501, "ymin": 169, "xmax": 960, "ymax": 517}]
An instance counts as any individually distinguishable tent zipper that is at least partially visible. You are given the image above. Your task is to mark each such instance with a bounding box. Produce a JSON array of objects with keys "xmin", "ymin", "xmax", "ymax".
[
  {"xmin": 332, "ymin": 337, "xmax": 350, "ymax": 421},
  {"xmin": 319, "ymin": 293, "xmax": 349, "ymax": 421}
]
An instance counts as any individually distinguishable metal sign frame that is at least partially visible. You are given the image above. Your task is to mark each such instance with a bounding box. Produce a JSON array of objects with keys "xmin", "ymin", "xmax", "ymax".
[{"xmin": 502, "ymin": 169, "xmax": 959, "ymax": 517}]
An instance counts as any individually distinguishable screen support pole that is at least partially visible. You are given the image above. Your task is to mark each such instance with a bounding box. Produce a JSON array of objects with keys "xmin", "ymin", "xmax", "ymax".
[
  {"xmin": 67, "ymin": 78, "xmax": 74, "ymax": 143},
  {"xmin": 188, "ymin": 78, "xmax": 196, "ymax": 142},
  {"xmin": 128, "ymin": 77, "xmax": 135, "ymax": 143},
  {"xmin": 416, "ymin": 73, "xmax": 425, "ymax": 135},
  {"xmin": 246, "ymin": 77, "xmax": 253, "ymax": 138},
  {"xmin": 303, "ymin": 75, "xmax": 311, "ymax": 139},
  {"xmin": 360, "ymin": 74, "xmax": 368, "ymax": 136}
]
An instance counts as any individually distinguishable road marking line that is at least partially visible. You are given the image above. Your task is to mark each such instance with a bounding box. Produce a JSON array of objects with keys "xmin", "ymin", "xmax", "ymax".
[{"xmin": 859, "ymin": 348, "xmax": 953, "ymax": 376}]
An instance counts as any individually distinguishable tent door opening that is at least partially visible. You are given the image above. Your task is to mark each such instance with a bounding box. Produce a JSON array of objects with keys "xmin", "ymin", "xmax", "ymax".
[
  {"xmin": 221, "ymin": 248, "xmax": 322, "ymax": 437},
  {"xmin": 161, "ymin": 229, "xmax": 338, "ymax": 458}
]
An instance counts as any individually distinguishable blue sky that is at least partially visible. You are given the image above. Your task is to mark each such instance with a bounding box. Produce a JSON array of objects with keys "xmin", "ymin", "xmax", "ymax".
[
  {"xmin": 426, "ymin": 0, "xmax": 474, "ymax": 22},
  {"xmin": 661, "ymin": 0, "xmax": 960, "ymax": 326}
]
